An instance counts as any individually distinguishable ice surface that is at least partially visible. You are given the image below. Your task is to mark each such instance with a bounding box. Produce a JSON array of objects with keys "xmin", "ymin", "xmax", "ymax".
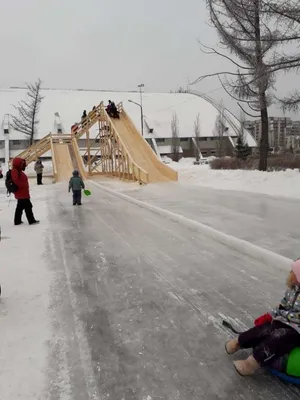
[
  {"xmin": 98, "ymin": 178, "xmax": 300, "ymax": 260},
  {"xmin": 1, "ymin": 179, "xmax": 300, "ymax": 399}
]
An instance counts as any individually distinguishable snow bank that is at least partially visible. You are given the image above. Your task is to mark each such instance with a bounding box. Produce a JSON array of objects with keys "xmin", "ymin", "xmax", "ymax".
[
  {"xmin": 169, "ymin": 159, "xmax": 300, "ymax": 199},
  {"xmin": 0, "ymin": 185, "xmax": 52, "ymax": 400}
]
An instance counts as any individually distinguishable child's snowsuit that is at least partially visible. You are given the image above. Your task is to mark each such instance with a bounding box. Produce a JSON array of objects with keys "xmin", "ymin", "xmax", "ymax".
[
  {"xmin": 69, "ymin": 171, "xmax": 85, "ymax": 205},
  {"xmin": 239, "ymin": 285, "xmax": 300, "ymax": 366}
]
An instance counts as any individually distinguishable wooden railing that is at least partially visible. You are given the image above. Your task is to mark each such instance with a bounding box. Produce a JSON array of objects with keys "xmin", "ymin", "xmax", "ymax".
[
  {"xmin": 51, "ymin": 134, "xmax": 72, "ymax": 144},
  {"xmin": 16, "ymin": 134, "xmax": 51, "ymax": 165},
  {"xmin": 71, "ymin": 137, "xmax": 87, "ymax": 179},
  {"xmin": 71, "ymin": 102, "xmax": 104, "ymax": 140},
  {"xmin": 49, "ymin": 136, "xmax": 58, "ymax": 182}
]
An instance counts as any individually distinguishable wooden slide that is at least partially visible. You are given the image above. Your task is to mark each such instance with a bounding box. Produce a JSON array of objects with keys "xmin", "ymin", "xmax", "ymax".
[
  {"xmin": 111, "ymin": 111, "xmax": 178, "ymax": 183},
  {"xmin": 51, "ymin": 135, "xmax": 87, "ymax": 183},
  {"xmin": 52, "ymin": 143, "xmax": 74, "ymax": 182}
]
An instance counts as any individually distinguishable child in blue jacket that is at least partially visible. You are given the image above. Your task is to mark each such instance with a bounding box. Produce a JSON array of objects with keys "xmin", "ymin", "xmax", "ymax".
[{"xmin": 68, "ymin": 170, "xmax": 85, "ymax": 205}]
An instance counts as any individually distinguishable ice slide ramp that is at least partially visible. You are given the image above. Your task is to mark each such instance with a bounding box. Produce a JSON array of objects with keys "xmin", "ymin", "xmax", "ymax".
[
  {"xmin": 110, "ymin": 105, "xmax": 178, "ymax": 183},
  {"xmin": 51, "ymin": 135, "xmax": 87, "ymax": 182}
]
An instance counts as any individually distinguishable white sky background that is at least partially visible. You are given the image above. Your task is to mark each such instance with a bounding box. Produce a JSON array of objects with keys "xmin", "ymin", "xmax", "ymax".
[{"xmin": 0, "ymin": 0, "xmax": 298, "ymax": 117}]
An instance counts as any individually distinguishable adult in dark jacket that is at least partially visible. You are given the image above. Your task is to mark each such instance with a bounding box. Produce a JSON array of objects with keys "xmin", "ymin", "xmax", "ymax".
[
  {"xmin": 11, "ymin": 157, "xmax": 39, "ymax": 226},
  {"xmin": 106, "ymin": 100, "xmax": 119, "ymax": 118},
  {"xmin": 34, "ymin": 159, "xmax": 44, "ymax": 185}
]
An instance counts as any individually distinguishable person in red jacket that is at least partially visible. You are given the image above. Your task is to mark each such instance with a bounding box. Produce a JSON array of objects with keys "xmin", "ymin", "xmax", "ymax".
[{"xmin": 11, "ymin": 157, "xmax": 39, "ymax": 226}]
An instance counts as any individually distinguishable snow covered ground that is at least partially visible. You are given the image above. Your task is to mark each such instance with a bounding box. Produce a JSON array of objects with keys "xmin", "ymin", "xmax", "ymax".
[
  {"xmin": 0, "ymin": 184, "xmax": 52, "ymax": 400},
  {"xmin": 168, "ymin": 158, "xmax": 300, "ymax": 200}
]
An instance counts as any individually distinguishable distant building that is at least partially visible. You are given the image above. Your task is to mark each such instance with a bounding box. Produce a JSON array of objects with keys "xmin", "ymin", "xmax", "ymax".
[
  {"xmin": 291, "ymin": 120, "xmax": 300, "ymax": 136},
  {"xmin": 286, "ymin": 135, "xmax": 300, "ymax": 152},
  {"xmin": 243, "ymin": 117, "xmax": 300, "ymax": 152}
]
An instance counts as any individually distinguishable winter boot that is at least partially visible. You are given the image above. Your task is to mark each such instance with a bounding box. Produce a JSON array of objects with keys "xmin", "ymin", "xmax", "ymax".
[
  {"xmin": 29, "ymin": 220, "xmax": 40, "ymax": 225},
  {"xmin": 225, "ymin": 338, "xmax": 240, "ymax": 355},
  {"xmin": 233, "ymin": 355, "xmax": 260, "ymax": 376}
]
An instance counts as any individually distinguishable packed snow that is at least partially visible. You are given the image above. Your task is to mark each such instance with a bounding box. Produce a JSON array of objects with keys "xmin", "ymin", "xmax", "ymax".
[
  {"xmin": 0, "ymin": 185, "xmax": 52, "ymax": 400},
  {"xmin": 167, "ymin": 158, "xmax": 300, "ymax": 200}
]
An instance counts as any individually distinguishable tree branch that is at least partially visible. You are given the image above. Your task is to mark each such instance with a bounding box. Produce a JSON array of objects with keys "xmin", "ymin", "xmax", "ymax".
[{"xmin": 238, "ymin": 103, "xmax": 260, "ymax": 118}]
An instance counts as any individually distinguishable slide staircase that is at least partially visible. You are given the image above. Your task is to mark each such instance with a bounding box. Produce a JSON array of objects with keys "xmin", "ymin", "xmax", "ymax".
[{"xmin": 16, "ymin": 134, "xmax": 51, "ymax": 165}]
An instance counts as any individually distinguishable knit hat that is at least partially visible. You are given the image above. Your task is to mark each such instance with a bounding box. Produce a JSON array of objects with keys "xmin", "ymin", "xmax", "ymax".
[
  {"xmin": 291, "ymin": 259, "xmax": 300, "ymax": 283},
  {"xmin": 72, "ymin": 170, "xmax": 79, "ymax": 176}
]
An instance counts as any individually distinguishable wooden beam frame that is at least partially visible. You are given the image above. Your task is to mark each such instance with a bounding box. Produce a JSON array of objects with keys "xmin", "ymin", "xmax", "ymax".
[{"xmin": 14, "ymin": 102, "xmax": 149, "ymax": 184}]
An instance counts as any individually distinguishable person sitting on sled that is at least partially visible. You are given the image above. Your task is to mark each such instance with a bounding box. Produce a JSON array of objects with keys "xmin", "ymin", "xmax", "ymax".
[{"xmin": 226, "ymin": 259, "xmax": 300, "ymax": 376}]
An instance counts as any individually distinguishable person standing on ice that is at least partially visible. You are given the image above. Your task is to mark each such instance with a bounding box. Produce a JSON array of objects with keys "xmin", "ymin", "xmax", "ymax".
[
  {"xmin": 225, "ymin": 259, "xmax": 300, "ymax": 376},
  {"xmin": 68, "ymin": 170, "xmax": 85, "ymax": 206},
  {"xmin": 11, "ymin": 158, "xmax": 39, "ymax": 226},
  {"xmin": 34, "ymin": 159, "xmax": 44, "ymax": 185}
]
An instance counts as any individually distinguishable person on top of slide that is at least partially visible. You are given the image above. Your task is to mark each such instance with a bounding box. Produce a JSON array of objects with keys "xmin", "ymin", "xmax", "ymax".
[
  {"xmin": 106, "ymin": 100, "xmax": 119, "ymax": 118},
  {"xmin": 81, "ymin": 110, "xmax": 87, "ymax": 121}
]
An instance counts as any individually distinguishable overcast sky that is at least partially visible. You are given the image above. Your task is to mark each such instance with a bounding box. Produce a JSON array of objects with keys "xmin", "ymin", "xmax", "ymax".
[{"xmin": 0, "ymin": 0, "xmax": 297, "ymax": 116}]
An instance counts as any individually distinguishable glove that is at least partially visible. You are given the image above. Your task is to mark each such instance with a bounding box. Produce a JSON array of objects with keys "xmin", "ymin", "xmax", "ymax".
[{"xmin": 254, "ymin": 313, "xmax": 272, "ymax": 327}]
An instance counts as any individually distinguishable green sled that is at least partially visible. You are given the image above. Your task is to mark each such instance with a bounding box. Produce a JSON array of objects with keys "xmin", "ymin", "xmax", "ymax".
[
  {"xmin": 286, "ymin": 347, "xmax": 300, "ymax": 377},
  {"xmin": 83, "ymin": 189, "xmax": 91, "ymax": 196}
]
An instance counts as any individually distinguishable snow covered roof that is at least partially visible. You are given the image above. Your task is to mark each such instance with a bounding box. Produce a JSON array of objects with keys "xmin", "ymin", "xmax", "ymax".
[{"xmin": 0, "ymin": 88, "xmax": 257, "ymax": 147}]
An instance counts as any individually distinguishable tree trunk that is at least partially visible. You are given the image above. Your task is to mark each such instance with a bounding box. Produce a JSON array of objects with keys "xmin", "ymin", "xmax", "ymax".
[
  {"xmin": 258, "ymin": 93, "xmax": 269, "ymax": 171},
  {"xmin": 30, "ymin": 108, "xmax": 36, "ymax": 145},
  {"xmin": 253, "ymin": 0, "xmax": 268, "ymax": 171}
]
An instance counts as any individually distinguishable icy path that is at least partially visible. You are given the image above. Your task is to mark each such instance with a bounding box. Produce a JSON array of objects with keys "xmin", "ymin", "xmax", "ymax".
[
  {"xmin": 1, "ymin": 182, "xmax": 300, "ymax": 399},
  {"xmin": 47, "ymin": 185, "xmax": 298, "ymax": 399},
  {"xmin": 99, "ymin": 180, "xmax": 300, "ymax": 260}
]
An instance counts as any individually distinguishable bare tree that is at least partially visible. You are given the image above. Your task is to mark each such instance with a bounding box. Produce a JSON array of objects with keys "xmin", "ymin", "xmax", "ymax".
[
  {"xmin": 213, "ymin": 102, "xmax": 227, "ymax": 157},
  {"xmin": 266, "ymin": 1, "xmax": 300, "ymax": 111},
  {"xmin": 194, "ymin": 113, "xmax": 201, "ymax": 161},
  {"xmin": 171, "ymin": 112, "xmax": 180, "ymax": 162},
  {"xmin": 12, "ymin": 78, "xmax": 44, "ymax": 145},
  {"xmin": 192, "ymin": 0, "xmax": 300, "ymax": 170}
]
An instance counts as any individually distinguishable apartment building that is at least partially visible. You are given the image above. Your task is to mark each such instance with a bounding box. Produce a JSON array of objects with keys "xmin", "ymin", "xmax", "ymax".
[{"xmin": 244, "ymin": 117, "xmax": 300, "ymax": 151}]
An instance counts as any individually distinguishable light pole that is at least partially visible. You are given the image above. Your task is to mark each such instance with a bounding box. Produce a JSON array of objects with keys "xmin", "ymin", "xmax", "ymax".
[
  {"xmin": 128, "ymin": 99, "xmax": 144, "ymax": 136},
  {"xmin": 137, "ymin": 84, "xmax": 145, "ymax": 136}
]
